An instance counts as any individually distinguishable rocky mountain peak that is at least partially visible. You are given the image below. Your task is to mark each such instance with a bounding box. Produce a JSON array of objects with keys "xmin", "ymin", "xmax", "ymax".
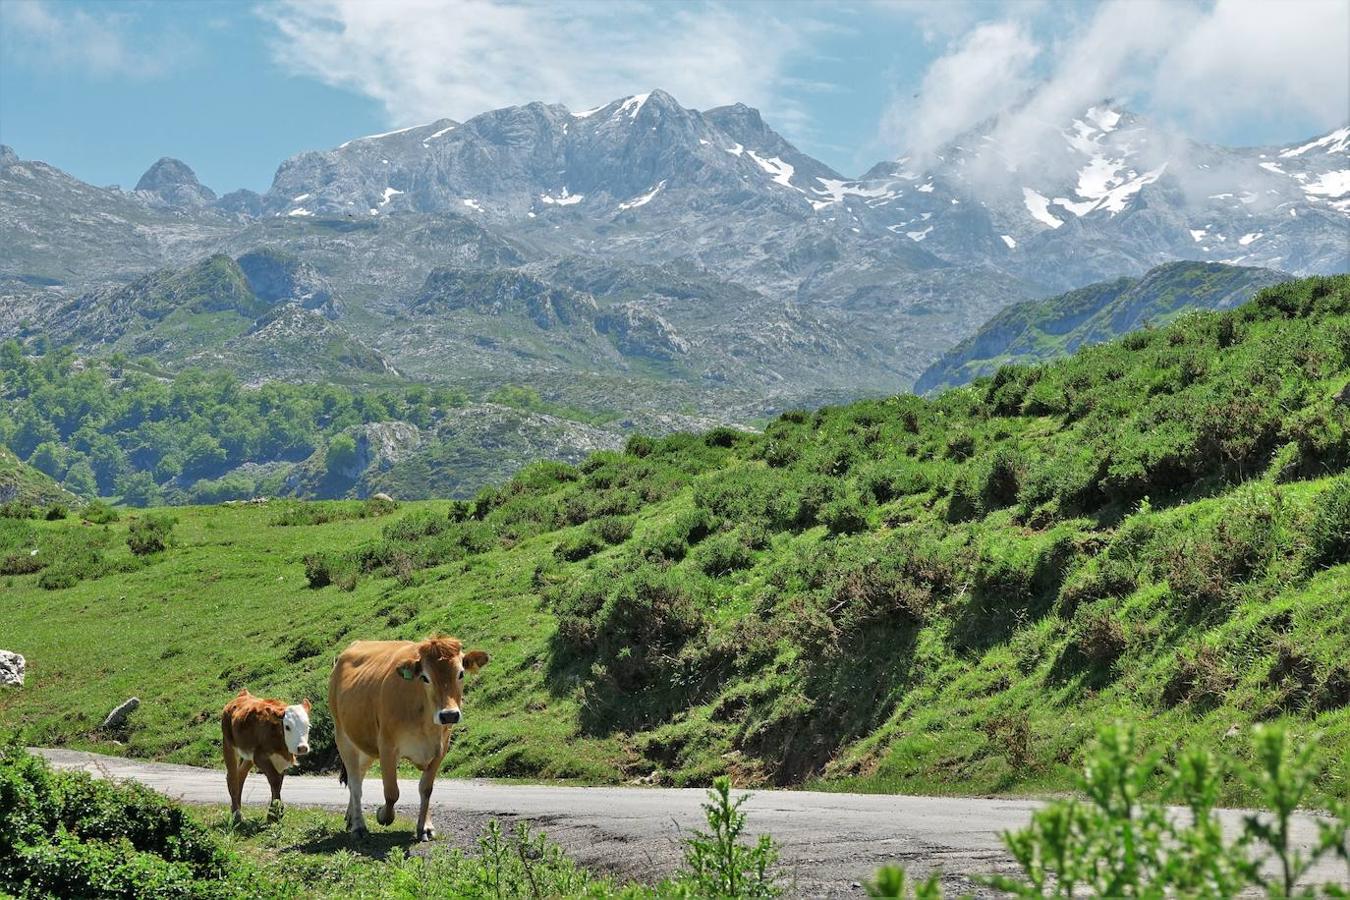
[
  {"xmin": 134, "ymin": 157, "xmax": 217, "ymax": 208},
  {"xmin": 0, "ymin": 145, "xmax": 18, "ymax": 168}
]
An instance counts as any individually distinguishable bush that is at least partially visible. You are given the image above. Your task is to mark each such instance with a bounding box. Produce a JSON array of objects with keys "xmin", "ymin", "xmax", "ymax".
[
  {"xmin": 640, "ymin": 508, "xmax": 711, "ymax": 563},
  {"xmin": 818, "ymin": 492, "xmax": 869, "ymax": 535},
  {"xmin": 81, "ymin": 500, "xmax": 119, "ymax": 524},
  {"xmin": 1309, "ymin": 474, "xmax": 1350, "ymax": 568},
  {"xmin": 303, "ymin": 551, "xmax": 356, "ymax": 590},
  {"xmin": 1071, "ymin": 608, "xmax": 1128, "ymax": 665},
  {"xmin": 0, "ymin": 501, "xmax": 37, "ymax": 520},
  {"xmin": 0, "ymin": 742, "xmax": 229, "ymax": 897},
  {"xmin": 676, "ymin": 776, "xmax": 781, "ymax": 898},
  {"xmin": 554, "ymin": 529, "xmax": 605, "ymax": 562},
  {"xmin": 973, "ymin": 724, "xmax": 1346, "ymax": 899},
  {"xmin": 43, "ymin": 504, "xmax": 68, "ymax": 521},
  {"xmin": 694, "ymin": 530, "xmax": 755, "ymax": 576},
  {"xmin": 126, "ymin": 514, "xmax": 175, "ymax": 555},
  {"xmin": 591, "ymin": 515, "xmax": 635, "ymax": 546}
]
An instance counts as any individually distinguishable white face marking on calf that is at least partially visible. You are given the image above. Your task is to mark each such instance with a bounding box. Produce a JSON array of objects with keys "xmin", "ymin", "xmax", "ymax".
[{"xmin": 282, "ymin": 704, "xmax": 311, "ymax": 756}]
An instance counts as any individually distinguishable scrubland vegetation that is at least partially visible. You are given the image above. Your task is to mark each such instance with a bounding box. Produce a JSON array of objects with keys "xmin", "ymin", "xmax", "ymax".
[
  {"xmin": 4, "ymin": 725, "xmax": 1347, "ymax": 898},
  {"xmin": 3, "ymin": 276, "xmax": 1348, "ymax": 808}
]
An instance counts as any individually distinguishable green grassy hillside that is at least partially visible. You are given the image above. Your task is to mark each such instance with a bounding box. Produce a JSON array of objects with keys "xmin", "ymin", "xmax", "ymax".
[
  {"xmin": 3, "ymin": 275, "xmax": 1348, "ymax": 805},
  {"xmin": 916, "ymin": 261, "xmax": 1287, "ymax": 393},
  {"xmin": 0, "ymin": 447, "xmax": 75, "ymax": 509}
]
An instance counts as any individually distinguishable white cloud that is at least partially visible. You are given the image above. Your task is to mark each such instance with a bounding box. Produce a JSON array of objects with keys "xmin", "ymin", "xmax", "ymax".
[
  {"xmin": 886, "ymin": 0, "xmax": 1350, "ymax": 164},
  {"xmin": 0, "ymin": 0, "xmax": 177, "ymax": 78},
  {"xmin": 260, "ymin": 0, "xmax": 816, "ymax": 133},
  {"xmin": 1155, "ymin": 0, "xmax": 1350, "ymax": 133},
  {"xmin": 880, "ymin": 21, "xmax": 1039, "ymax": 167}
]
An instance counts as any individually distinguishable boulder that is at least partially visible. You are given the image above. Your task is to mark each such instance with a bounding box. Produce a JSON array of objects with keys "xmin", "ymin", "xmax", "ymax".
[
  {"xmin": 0, "ymin": 650, "xmax": 24, "ymax": 687},
  {"xmin": 101, "ymin": 696, "xmax": 141, "ymax": 731}
]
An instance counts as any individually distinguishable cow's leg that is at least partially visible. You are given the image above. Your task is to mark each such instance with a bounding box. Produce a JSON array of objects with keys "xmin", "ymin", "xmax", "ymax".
[
  {"xmin": 376, "ymin": 738, "xmax": 400, "ymax": 827},
  {"xmin": 257, "ymin": 758, "xmax": 286, "ymax": 823},
  {"xmin": 415, "ymin": 753, "xmax": 445, "ymax": 842},
  {"xmin": 336, "ymin": 732, "xmax": 370, "ymax": 837},
  {"xmin": 223, "ymin": 742, "xmax": 246, "ymax": 823}
]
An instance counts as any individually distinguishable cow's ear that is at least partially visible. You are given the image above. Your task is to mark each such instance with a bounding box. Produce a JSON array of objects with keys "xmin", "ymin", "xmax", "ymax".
[
  {"xmin": 397, "ymin": 656, "xmax": 419, "ymax": 681},
  {"xmin": 463, "ymin": 650, "xmax": 490, "ymax": 673},
  {"xmin": 302, "ymin": 698, "xmax": 311, "ymax": 712}
]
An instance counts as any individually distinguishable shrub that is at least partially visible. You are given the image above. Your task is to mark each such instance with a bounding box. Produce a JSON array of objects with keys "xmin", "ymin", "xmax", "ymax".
[
  {"xmin": 1309, "ymin": 474, "xmax": 1350, "ymax": 568},
  {"xmin": 43, "ymin": 504, "xmax": 68, "ymax": 521},
  {"xmin": 694, "ymin": 530, "xmax": 754, "ymax": 576},
  {"xmin": 1163, "ymin": 644, "xmax": 1235, "ymax": 708},
  {"xmin": 554, "ymin": 529, "xmax": 605, "ymax": 562},
  {"xmin": 0, "ymin": 501, "xmax": 37, "ymax": 520},
  {"xmin": 982, "ymin": 447, "xmax": 1024, "ymax": 508},
  {"xmin": 303, "ymin": 551, "xmax": 355, "ymax": 590},
  {"xmin": 382, "ymin": 509, "xmax": 448, "ymax": 542},
  {"xmin": 591, "ymin": 515, "xmax": 634, "ymax": 545},
  {"xmin": 1073, "ymin": 608, "xmax": 1128, "ymax": 665},
  {"xmin": 676, "ymin": 776, "xmax": 781, "ymax": 898},
  {"xmin": 641, "ymin": 508, "xmax": 711, "ymax": 563},
  {"xmin": 37, "ymin": 569, "xmax": 79, "ymax": 590},
  {"xmin": 625, "ymin": 434, "xmax": 656, "ymax": 457},
  {"xmin": 81, "ymin": 500, "xmax": 119, "ymax": 524},
  {"xmin": 946, "ymin": 432, "xmax": 976, "ymax": 461},
  {"xmin": 0, "ymin": 742, "xmax": 229, "ymax": 897},
  {"xmin": 126, "ymin": 514, "xmax": 175, "ymax": 555},
  {"xmin": 819, "ymin": 492, "xmax": 869, "ymax": 535}
]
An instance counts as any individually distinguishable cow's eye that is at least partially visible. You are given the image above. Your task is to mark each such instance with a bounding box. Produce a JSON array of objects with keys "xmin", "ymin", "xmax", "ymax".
[
  {"xmin": 459, "ymin": 669, "xmax": 465, "ymax": 680},
  {"xmin": 420, "ymin": 673, "xmax": 431, "ymax": 683},
  {"xmin": 285, "ymin": 724, "xmax": 291, "ymax": 731}
]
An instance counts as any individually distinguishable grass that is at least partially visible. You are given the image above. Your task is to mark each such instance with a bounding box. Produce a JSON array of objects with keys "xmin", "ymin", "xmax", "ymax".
[{"xmin": 2, "ymin": 276, "xmax": 1349, "ymax": 808}]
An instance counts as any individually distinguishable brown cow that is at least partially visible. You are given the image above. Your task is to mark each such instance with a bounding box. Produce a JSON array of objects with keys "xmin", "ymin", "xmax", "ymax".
[
  {"xmin": 328, "ymin": 636, "xmax": 488, "ymax": 840},
  {"xmin": 221, "ymin": 689, "xmax": 312, "ymax": 822}
]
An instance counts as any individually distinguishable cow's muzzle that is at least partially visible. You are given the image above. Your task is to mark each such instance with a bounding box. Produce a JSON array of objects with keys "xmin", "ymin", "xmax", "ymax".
[
  {"xmin": 437, "ymin": 709, "xmax": 461, "ymax": 726},
  {"xmin": 295, "ymin": 744, "xmax": 311, "ymax": 756}
]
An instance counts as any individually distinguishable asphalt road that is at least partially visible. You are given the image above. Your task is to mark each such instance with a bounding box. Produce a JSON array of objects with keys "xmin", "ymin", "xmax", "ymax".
[{"xmin": 37, "ymin": 749, "xmax": 1347, "ymax": 897}]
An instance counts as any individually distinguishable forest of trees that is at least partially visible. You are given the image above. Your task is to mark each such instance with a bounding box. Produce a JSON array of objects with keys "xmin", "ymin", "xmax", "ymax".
[{"xmin": 0, "ymin": 341, "xmax": 468, "ymax": 505}]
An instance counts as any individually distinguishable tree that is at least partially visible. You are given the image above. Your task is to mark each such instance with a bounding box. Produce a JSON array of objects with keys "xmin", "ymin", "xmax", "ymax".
[
  {"xmin": 116, "ymin": 471, "xmax": 163, "ymax": 508},
  {"xmin": 62, "ymin": 458, "xmax": 98, "ymax": 498},
  {"xmin": 325, "ymin": 434, "xmax": 360, "ymax": 478}
]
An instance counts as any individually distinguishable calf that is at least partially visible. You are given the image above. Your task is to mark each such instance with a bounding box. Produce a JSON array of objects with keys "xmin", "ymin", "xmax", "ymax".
[
  {"xmin": 328, "ymin": 636, "xmax": 488, "ymax": 840},
  {"xmin": 221, "ymin": 688, "xmax": 312, "ymax": 822}
]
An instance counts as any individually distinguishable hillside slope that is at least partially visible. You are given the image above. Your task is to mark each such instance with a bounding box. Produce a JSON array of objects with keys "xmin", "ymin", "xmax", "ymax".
[
  {"xmin": 2, "ymin": 276, "xmax": 1348, "ymax": 804},
  {"xmin": 916, "ymin": 261, "xmax": 1289, "ymax": 392}
]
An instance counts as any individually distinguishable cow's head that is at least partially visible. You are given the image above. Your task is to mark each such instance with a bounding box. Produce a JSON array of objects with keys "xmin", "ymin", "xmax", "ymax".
[
  {"xmin": 399, "ymin": 636, "xmax": 490, "ymax": 727},
  {"xmin": 283, "ymin": 699, "xmax": 312, "ymax": 756}
]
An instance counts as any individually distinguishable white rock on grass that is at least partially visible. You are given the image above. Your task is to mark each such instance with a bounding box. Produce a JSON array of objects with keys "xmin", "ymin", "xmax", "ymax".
[
  {"xmin": 102, "ymin": 697, "xmax": 141, "ymax": 730},
  {"xmin": 0, "ymin": 651, "xmax": 24, "ymax": 687}
]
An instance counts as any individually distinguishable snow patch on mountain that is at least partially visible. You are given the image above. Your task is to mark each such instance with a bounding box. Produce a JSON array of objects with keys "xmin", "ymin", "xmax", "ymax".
[
  {"xmin": 747, "ymin": 151, "xmax": 795, "ymax": 189},
  {"xmin": 338, "ymin": 124, "xmax": 424, "ymax": 149},
  {"xmin": 618, "ymin": 181, "xmax": 665, "ymax": 210},
  {"xmin": 540, "ymin": 188, "xmax": 583, "ymax": 206},
  {"xmin": 1280, "ymin": 127, "xmax": 1350, "ymax": 158},
  {"xmin": 1303, "ymin": 170, "xmax": 1350, "ymax": 198},
  {"xmin": 1023, "ymin": 188, "xmax": 1064, "ymax": 228},
  {"xmin": 618, "ymin": 93, "xmax": 652, "ymax": 119},
  {"xmin": 422, "ymin": 125, "xmax": 456, "ymax": 146}
]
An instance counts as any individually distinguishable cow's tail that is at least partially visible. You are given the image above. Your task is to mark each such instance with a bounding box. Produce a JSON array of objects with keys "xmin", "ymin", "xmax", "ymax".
[{"xmin": 338, "ymin": 757, "xmax": 348, "ymax": 786}]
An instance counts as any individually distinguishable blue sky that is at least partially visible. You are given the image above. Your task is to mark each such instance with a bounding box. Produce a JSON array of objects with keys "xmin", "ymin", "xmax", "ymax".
[{"xmin": 1, "ymin": 0, "xmax": 1346, "ymax": 193}]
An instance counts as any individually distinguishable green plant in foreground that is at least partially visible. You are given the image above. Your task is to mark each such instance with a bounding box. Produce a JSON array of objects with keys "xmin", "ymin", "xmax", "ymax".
[
  {"xmin": 678, "ymin": 776, "xmax": 781, "ymax": 898},
  {"xmin": 871, "ymin": 724, "xmax": 1349, "ymax": 898},
  {"xmin": 865, "ymin": 865, "xmax": 942, "ymax": 899}
]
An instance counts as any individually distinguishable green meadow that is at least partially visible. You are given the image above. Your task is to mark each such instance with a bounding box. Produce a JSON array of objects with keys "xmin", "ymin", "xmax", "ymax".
[{"xmin": 2, "ymin": 275, "xmax": 1349, "ymax": 807}]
